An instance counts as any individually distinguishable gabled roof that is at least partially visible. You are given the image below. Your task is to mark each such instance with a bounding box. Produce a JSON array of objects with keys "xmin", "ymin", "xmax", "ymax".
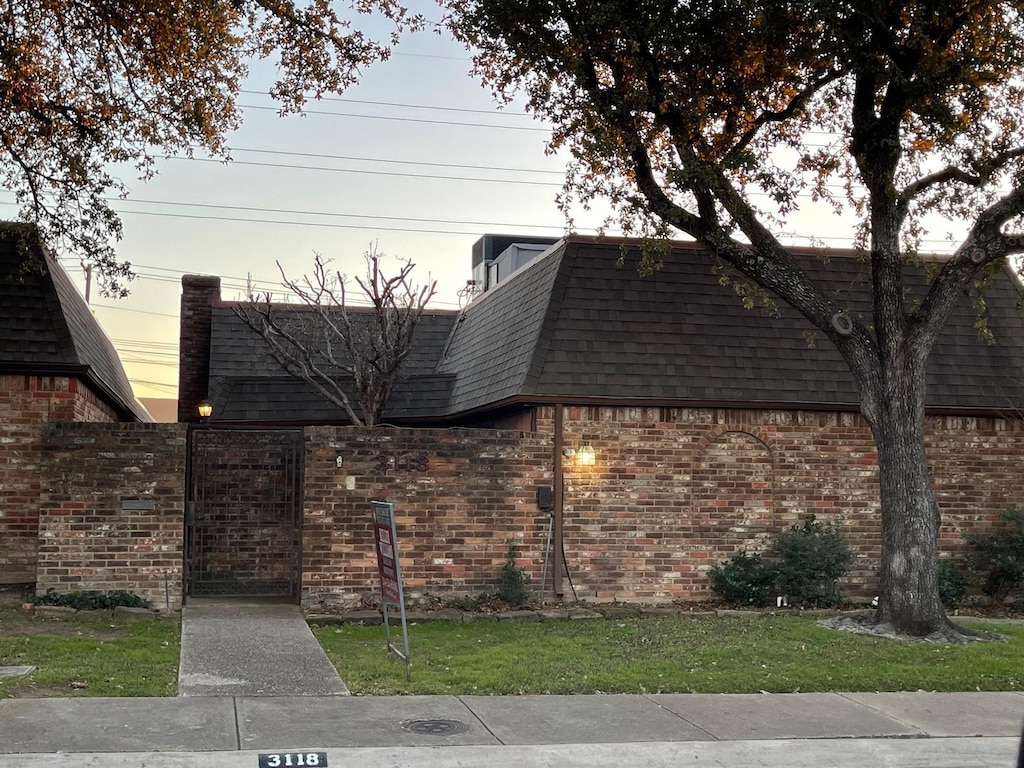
[
  {"xmin": 0, "ymin": 222, "xmax": 151, "ymax": 422},
  {"xmin": 206, "ymin": 306, "xmax": 457, "ymax": 423},
  {"xmin": 438, "ymin": 237, "xmax": 1024, "ymax": 415}
]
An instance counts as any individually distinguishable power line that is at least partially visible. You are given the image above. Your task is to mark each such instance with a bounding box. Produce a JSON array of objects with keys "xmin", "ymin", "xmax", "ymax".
[
  {"xmin": 8, "ymin": 192, "xmax": 964, "ymax": 255},
  {"xmin": 238, "ymin": 103, "xmax": 549, "ymax": 132},
  {"xmin": 113, "ymin": 207, "xmax": 557, "ymax": 237},
  {"xmin": 120, "ymin": 357, "xmax": 179, "ymax": 367},
  {"xmin": 130, "ymin": 378, "xmax": 177, "ymax": 392},
  {"xmin": 224, "ymin": 145, "xmax": 563, "ymax": 175},
  {"xmin": 176, "ymin": 156, "xmax": 562, "ymax": 186},
  {"xmin": 116, "ymin": 196, "xmax": 572, "ymax": 230},
  {"xmin": 93, "ymin": 303, "xmax": 178, "ymax": 319},
  {"xmin": 102, "ymin": 208, "xmax": 964, "ymax": 251},
  {"xmin": 118, "ymin": 347, "xmax": 179, "ymax": 359},
  {"xmin": 113, "ymin": 337, "xmax": 179, "ymax": 349},
  {"xmin": 238, "ymin": 89, "xmax": 527, "ymax": 118}
]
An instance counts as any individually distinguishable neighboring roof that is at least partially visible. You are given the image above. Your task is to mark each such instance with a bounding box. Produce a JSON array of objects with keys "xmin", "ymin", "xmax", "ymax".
[
  {"xmin": 207, "ymin": 306, "xmax": 457, "ymax": 422},
  {"xmin": 0, "ymin": 223, "xmax": 151, "ymax": 422},
  {"xmin": 438, "ymin": 237, "xmax": 1024, "ymax": 415}
]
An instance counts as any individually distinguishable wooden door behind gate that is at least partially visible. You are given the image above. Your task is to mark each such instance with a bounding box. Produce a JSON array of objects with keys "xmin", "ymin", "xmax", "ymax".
[{"xmin": 185, "ymin": 428, "xmax": 304, "ymax": 600}]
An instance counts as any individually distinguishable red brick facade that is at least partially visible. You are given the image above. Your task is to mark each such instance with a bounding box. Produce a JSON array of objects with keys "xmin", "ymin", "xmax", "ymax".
[
  {"xmin": 0, "ymin": 375, "xmax": 121, "ymax": 585},
  {"xmin": 4, "ymin": 409, "xmax": 1023, "ymax": 608},
  {"xmin": 36, "ymin": 422, "xmax": 187, "ymax": 608},
  {"xmin": 301, "ymin": 426, "xmax": 552, "ymax": 607},
  {"xmin": 547, "ymin": 406, "xmax": 1024, "ymax": 601}
]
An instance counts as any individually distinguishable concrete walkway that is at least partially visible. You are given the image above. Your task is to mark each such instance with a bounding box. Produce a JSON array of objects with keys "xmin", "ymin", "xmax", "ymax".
[{"xmin": 177, "ymin": 599, "xmax": 348, "ymax": 696}]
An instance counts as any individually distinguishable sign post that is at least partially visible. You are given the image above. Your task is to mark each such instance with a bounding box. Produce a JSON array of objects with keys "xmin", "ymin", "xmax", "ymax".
[{"xmin": 370, "ymin": 500, "xmax": 411, "ymax": 681}]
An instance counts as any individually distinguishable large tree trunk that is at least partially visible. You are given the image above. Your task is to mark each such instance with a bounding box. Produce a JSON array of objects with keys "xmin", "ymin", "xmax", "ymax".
[{"xmin": 866, "ymin": 368, "xmax": 954, "ymax": 636}]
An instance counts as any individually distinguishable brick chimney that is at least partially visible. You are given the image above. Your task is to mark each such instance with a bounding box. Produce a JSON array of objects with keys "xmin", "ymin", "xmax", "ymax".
[{"xmin": 177, "ymin": 275, "xmax": 221, "ymax": 422}]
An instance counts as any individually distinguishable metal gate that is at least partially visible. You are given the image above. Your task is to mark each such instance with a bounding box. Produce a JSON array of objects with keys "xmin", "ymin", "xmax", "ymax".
[{"xmin": 185, "ymin": 427, "xmax": 304, "ymax": 600}]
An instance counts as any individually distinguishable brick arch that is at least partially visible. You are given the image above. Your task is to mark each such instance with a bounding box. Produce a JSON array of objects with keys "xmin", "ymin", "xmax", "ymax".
[
  {"xmin": 689, "ymin": 429, "xmax": 776, "ymax": 560},
  {"xmin": 694, "ymin": 425, "xmax": 775, "ymax": 456}
]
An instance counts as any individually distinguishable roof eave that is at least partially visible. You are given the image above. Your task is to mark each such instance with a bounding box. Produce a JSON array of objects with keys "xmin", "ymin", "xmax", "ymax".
[{"xmin": 443, "ymin": 393, "xmax": 1023, "ymax": 421}]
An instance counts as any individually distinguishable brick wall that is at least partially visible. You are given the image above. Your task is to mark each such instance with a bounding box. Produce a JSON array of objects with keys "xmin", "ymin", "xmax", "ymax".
[
  {"xmin": 0, "ymin": 374, "xmax": 120, "ymax": 584},
  {"xmin": 71, "ymin": 379, "xmax": 123, "ymax": 422},
  {"xmin": 301, "ymin": 426, "xmax": 552, "ymax": 607},
  {"xmin": 542, "ymin": 405, "xmax": 1024, "ymax": 602},
  {"xmin": 177, "ymin": 275, "xmax": 221, "ymax": 423},
  {"xmin": 36, "ymin": 422, "xmax": 187, "ymax": 609},
  {"xmin": 7, "ymin": 409, "xmax": 1024, "ymax": 608},
  {"xmin": 0, "ymin": 374, "xmax": 119, "ymax": 424}
]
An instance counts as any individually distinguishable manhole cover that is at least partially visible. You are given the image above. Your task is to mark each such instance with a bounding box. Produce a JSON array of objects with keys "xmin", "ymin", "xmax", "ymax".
[{"xmin": 402, "ymin": 718, "xmax": 470, "ymax": 735}]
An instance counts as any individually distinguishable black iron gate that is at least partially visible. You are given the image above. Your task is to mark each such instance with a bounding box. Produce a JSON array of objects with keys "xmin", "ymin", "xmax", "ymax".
[{"xmin": 185, "ymin": 427, "xmax": 304, "ymax": 600}]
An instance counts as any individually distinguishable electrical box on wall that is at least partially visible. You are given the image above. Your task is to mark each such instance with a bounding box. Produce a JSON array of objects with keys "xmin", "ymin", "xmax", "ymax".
[{"xmin": 536, "ymin": 485, "xmax": 554, "ymax": 511}]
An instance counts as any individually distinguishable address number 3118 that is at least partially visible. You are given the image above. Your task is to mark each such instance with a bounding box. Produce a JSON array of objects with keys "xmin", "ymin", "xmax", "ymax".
[{"xmin": 258, "ymin": 752, "xmax": 328, "ymax": 768}]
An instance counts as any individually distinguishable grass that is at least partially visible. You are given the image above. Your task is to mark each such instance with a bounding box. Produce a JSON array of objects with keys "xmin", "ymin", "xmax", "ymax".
[
  {"xmin": 0, "ymin": 608, "xmax": 180, "ymax": 698},
  {"xmin": 311, "ymin": 614, "xmax": 1024, "ymax": 696}
]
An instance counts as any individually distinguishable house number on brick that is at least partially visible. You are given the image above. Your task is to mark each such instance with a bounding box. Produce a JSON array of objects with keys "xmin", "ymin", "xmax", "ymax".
[
  {"xmin": 258, "ymin": 752, "xmax": 327, "ymax": 768},
  {"xmin": 374, "ymin": 450, "xmax": 429, "ymax": 474}
]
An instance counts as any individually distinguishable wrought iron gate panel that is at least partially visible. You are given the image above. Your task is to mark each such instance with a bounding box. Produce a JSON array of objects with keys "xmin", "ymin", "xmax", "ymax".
[{"xmin": 185, "ymin": 428, "xmax": 303, "ymax": 599}]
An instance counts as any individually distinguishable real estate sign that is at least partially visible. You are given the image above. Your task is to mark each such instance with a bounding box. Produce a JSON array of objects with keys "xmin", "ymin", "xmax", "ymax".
[
  {"xmin": 370, "ymin": 500, "xmax": 410, "ymax": 680},
  {"xmin": 371, "ymin": 500, "xmax": 403, "ymax": 606}
]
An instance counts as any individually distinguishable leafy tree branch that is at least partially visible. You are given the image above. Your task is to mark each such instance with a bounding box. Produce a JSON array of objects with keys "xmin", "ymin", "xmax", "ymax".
[{"xmin": 0, "ymin": 0, "xmax": 422, "ymax": 295}]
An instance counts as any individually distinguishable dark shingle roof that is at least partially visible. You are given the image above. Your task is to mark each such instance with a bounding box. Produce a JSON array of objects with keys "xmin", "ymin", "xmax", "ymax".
[
  {"xmin": 211, "ymin": 374, "xmax": 455, "ymax": 423},
  {"xmin": 0, "ymin": 223, "xmax": 151, "ymax": 422},
  {"xmin": 207, "ymin": 305, "xmax": 457, "ymax": 422},
  {"xmin": 440, "ymin": 237, "xmax": 1024, "ymax": 414},
  {"xmin": 436, "ymin": 241, "xmax": 564, "ymax": 411},
  {"xmin": 198, "ymin": 236, "xmax": 1024, "ymax": 423}
]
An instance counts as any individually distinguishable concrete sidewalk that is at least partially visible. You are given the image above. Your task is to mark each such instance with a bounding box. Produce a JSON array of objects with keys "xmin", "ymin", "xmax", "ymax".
[
  {"xmin": 1, "ymin": 691, "xmax": 1022, "ymax": 767},
  {"xmin": 177, "ymin": 599, "xmax": 348, "ymax": 696}
]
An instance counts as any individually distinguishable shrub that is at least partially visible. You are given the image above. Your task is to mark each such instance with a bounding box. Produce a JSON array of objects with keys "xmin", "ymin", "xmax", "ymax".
[
  {"xmin": 709, "ymin": 550, "xmax": 774, "ymax": 607},
  {"xmin": 498, "ymin": 544, "xmax": 530, "ymax": 606},
  {"xmin": 29, "ymin": 589, "xmax": 151, "ymax": 611},
  {"xmin": 937, "ymin": 558, "xmax": 969, "ymax": 609},
  {"xmin": 965, "ymin": 509, "xmax": 1024, "ymax": 602},
  {"xmin": 767, "ymin": 516, "xmax": 853, "ymax": 608}
]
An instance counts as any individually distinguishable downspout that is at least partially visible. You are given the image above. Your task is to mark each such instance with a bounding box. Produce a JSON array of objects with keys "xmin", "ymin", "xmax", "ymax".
[{"xmin": 552, "ymin": 403, "xmax": 565, "ymax": 597}]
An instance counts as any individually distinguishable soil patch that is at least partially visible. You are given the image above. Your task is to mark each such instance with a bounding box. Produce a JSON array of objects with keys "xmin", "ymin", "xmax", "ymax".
[
  {"xmin": 819, "ymin": 610, "xmax": 1007, "ymax": 644},
  {"xmin": 0, "ymin": 608, "xmax": 127, "ymax": 641}
]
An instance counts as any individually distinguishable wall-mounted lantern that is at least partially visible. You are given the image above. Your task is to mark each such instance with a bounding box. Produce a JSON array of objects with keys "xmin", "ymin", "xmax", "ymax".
[
  {"xmin": 562, "ymin": 441, "xmax": 597, "ymax": 466},
  {"xmin": 577, "ymin": 442, "xmax": 596, "ymax": 466},
  {"xmin": 197, "ymin": 399, "xmax": 213, "ymax": 422}
]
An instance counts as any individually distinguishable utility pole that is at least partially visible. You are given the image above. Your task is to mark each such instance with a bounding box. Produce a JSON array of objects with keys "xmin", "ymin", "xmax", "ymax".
[{"xmin": 81, "ymin": 262, "xmax": 92, "ymax": 304}]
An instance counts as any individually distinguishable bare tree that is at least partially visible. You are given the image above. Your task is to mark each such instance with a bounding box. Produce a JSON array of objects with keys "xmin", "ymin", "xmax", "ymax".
[{"xmin": 236, "ymin": 246, "xmax": 436, "ymax": 426}]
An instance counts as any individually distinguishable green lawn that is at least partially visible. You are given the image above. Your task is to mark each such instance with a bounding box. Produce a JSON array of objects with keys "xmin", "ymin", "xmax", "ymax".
[
  {"xmin": 311, "ymin": 615, "xmax": 1024, "ymax": 695},
  {"xmin": 0, "ymin": 608, "xmax": 180, "ymax": 698}
]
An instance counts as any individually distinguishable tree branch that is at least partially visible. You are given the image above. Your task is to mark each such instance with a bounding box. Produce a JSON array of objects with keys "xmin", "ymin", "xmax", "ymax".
[
  {"xmin": 728, "ymin": 69, "xmax": 846, "ymax": 159},
  {"xmin": 238, "ymin": 247, "xmax": 435, "ymax": 426}
]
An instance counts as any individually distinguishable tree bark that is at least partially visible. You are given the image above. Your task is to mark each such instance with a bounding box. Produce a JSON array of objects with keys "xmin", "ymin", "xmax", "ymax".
[{"xmin": 866, "ymin": 367, "xmax": 954, "ymax": 636}]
